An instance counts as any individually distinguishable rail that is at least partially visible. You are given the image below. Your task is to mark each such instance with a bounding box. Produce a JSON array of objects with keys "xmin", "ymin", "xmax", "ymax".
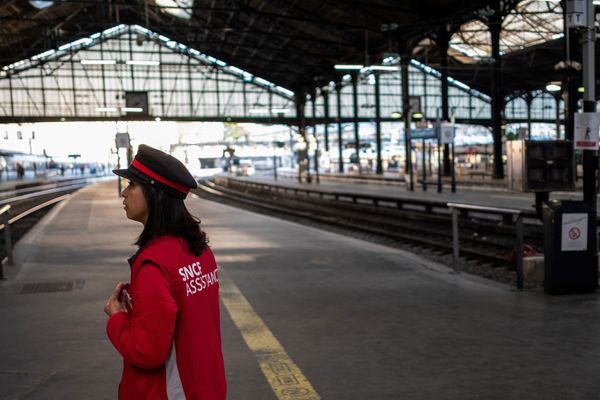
[
  {"xmin": 0, "ymin": 204, "xmax": 12, "ymax": 277},
  {"xmin": 447, "ymin": 202, "xmax": 524, "ymax": 290},
  {"xmin": 0, "ymin": 194, "xmax": 72, "ymax": 279},
  {"xmin": 214, "ymin": 176, "xmax": 458, "ymax": 215}
]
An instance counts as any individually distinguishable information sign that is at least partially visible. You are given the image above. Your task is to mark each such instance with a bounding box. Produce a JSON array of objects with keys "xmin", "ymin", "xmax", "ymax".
[
  {"xmin": 410, "ymin": 128, "xmax": 436, "ymax": 140},
  {"xmin": 561, "ymin": 213, "xmax": 588, "ymax": 251},
  {"xmin": 440, "ymin": 123, "xmax": 455, "ymax": 144},
  {"xmin": 574, "ymin": 112, "xmax": 600, "ymax": 150},
  {"xmin": 566, "ymin": 0, "xmax": 586, "ymax": 28},
  {"xmin": 115, "ymin": 132, "xmax": 130, "ymax": 149}
]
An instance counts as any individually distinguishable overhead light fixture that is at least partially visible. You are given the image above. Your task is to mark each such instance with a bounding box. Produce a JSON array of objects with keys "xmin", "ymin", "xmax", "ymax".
[
  {"xmin": 96, "ymin": 107, "xmax": 117, "ymax": 112},
  {"xmin": 369, "ymin": 66, "xmax": 400, "ymax": 71},
  {"xmin": 122, "ymin": 107, "xmax": 144, "ymax": 112},
  {"xmin": 81, "ymin": 59, "xmax": 117, "ymax": 65},
  {"xmin": 412, "ymin": 112, "xmax": 424, "ymax": 120},
  {"xmin": 334, "ymin": 64, "xmax": 364, "ymax": 70},
  {"xmin": 30, "ymin": 1, "xmax": 53, "ymax": 9},
  {"xmin": 391, "ymin": 111, "xmax": 402, "ymax": 119},
  {"xmin": 248, "ymin": 108, "xmax": 269, "ymax": 114},
  {"xmin": 545, "ymin": 83, "xmax": 561, "ymax": 92},
  {"xmin": 578, "ymin": 86, "xmax": 585, "ymax": 93},
  {"xmin": 270, "ymin": 108, "xmax": 290, "ymax": 114},
  {"xmin": 126, "ymin": 60, "xmax": 160, "ymax": 66}
]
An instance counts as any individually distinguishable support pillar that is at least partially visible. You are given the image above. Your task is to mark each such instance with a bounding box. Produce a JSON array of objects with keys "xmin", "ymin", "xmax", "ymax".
[
  {"xmin": 336, "ymin": 82, "xmax": 344, "ymax": 173},
  {"xmin": 401, "ymin": 57, "xmax": 414, "ymax": 191},
  {"xmin": 490, "ymin": 16, "xmax": 504, "ymax": 179},
  {"xmin": 374, "ymin": 72, "xmax": 383, "ymax": 174},
  {"xmin": 351, "ymin": 73, "xmax": 361, "ymax": 173}
]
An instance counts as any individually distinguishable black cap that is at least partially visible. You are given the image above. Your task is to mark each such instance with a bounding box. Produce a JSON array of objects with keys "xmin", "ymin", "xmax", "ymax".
[{"xmin": 113, "ymin": 144, "xmax": 197, "ymax": 199}]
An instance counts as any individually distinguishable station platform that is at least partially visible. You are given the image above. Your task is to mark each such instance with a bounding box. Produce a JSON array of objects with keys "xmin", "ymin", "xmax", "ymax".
[
  {"xmin": 2, "ymin": 180, "xmax": 600, "ymax": 399},
  {"xmin": 236, "ymin": 171, "xmax": 594, "ymax": 213}
]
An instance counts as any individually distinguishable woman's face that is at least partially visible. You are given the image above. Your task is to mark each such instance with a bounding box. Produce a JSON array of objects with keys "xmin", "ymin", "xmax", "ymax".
[{"xmin": 121, "ymin": 180, "xmax": 148, "ymax": 225}]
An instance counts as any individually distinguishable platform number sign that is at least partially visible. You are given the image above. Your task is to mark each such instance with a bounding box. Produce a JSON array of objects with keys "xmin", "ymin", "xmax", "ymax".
[
  {"xmin": 561, "ymin": 213, "xmax": 588, "ymax": 251},
  {"xmin": 115, "ymin": 132, "xmax": 130, "ymax": 149}
]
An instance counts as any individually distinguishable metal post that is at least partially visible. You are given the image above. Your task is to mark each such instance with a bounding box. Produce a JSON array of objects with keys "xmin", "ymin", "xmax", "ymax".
[
  {"xmin": 336, "ymin": 83, "xmax": 344, "ymax": 174},
  {"xmin": 374, "ymin": 72, "xmax": 383, "ymax": 174},
  {"xmin": 452, "ymin": 207, "xmax": 459, "ymax": 272},
  {"xmin": 351, "ymin": 73, "xmax": 361, "ymax": 173},
  {"xmin": 582, "ymin": 0, "xmax": 596, "ymax": 211},
  {"xmin": 408, "ymin": 113, "xmax": 414, "ymax": 191},
  {"xmin": 116, "ymin": 141, "xmax": 122, "ymax": 196},
  {"xmin": 515, "ymin": 213, "xmax": 524, "ymax": 290},
  {"xmin": 437, "ymin": 135, "xmax": 442, "ymax": 193},
  {"xmin": 451, "ymin": 142, "xmax": 456, "ymax": 193},
  {"xmin": 273, "ymin": 141, "xmax": 278, "ymax": 181},
  {"xmin": 422, "ymin": 138, "xmax": 427, "ymax": 191}
]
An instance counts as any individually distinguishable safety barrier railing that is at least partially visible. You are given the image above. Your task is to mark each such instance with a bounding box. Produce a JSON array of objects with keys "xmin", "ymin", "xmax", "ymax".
[
  {"xmin": 0, "ymin": 204, "xmax": 13, "ymax": 278},
  {"xmin": 447, "ymin": 203, "xmax": 524, "ymax": 290},
  {"xmin": 213, "ymin": 175, "xmax": 449, "ymax": 214},
  {"xmin": 0, "ymin": 194, "xmax": 71, "ymax": 280}
]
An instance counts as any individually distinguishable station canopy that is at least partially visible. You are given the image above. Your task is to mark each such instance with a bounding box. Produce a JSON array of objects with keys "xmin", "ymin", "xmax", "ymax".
[{"xmin": 0, "ymin": 0, "xmax": 599, "ymax": 99}]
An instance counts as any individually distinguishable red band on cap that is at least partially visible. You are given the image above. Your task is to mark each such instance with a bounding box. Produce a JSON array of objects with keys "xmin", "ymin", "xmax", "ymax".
[{"xmin": 131, "ymin": 159, "xmax": 190, "ymax": 195}]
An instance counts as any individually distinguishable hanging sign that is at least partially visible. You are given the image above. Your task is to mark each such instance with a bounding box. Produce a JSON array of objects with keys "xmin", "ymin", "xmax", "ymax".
[
  {"xmin": 410, "ymin": 128, "xmax": 436, "ymax": 140},
  {"xmin": 574, "ymin": 112, "xmax": 600, "ymax": 150},
  {"xmin": 440, "ymin": 123, "xmax": 455, "ymax": 144},
  {"xmin": 561, "ymin": 213, "xmax": 588, "ymax": 251},
  {"xmin": 115, "ymin": 132, "xmax": 130, "ymax": 149},
  {"xmin": 566, "ymin": 0, "xmax": 587, "ymax": 28}
]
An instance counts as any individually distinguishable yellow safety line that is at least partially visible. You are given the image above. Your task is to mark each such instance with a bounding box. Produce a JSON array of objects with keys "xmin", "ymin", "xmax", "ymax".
[{"xmin": 220, "ymin": 275, "xmax": 321, "ymax": 400}]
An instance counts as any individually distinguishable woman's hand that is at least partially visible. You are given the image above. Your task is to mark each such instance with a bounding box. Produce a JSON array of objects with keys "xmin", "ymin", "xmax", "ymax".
[{"xmin": 104, "ymin": 282, "xmax": 129, "ymax": 316}]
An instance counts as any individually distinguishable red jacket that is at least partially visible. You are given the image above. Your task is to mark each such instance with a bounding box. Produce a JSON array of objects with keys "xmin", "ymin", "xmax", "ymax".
[{"xmin": 107, "ymin": 235, "xmax": 226, "ymax": 399}]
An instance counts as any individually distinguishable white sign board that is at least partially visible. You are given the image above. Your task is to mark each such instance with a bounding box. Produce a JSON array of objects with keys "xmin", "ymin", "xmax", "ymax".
[
  {"xmin": 566, "ymin": 0, "xmax": 586, "ymax": 28},
  {"xmin": 115, "ymin": 132, "xmax": 130, "ymax": 149},
  {"xmin": 440, "ymin": 123, "xmax": 455, "ymax": 144},
  {"xmin": 574, "ymin": 112, "xmax": 600, "ymax": 150},
  {"xmin": 561, "ymin": 213, "xmax": 588, "ymax": 251}
]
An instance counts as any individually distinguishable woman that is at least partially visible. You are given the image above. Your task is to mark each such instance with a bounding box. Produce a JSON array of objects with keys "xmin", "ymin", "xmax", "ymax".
[{"xmin": 104, "ymin": 144, "xmax": 226, "ymax": 399}]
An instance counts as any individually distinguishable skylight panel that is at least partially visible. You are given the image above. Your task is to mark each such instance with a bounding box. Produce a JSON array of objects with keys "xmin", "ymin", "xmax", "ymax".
[{"xmin": 450, "ymin": 1, "xmax": 563, "ymax": 62}]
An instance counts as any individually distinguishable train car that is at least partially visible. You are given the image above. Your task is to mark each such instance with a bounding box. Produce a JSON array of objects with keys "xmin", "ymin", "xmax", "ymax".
[
  {"xmin": 0, "ymin": 150, "xmax": 47, "ymax": 180},
  {"xmin": 0, "ymin": 150, "xmax": 109, "ymax": 181}
]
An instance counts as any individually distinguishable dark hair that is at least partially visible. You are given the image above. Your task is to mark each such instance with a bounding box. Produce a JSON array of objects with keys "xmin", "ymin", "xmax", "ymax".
[{"xmin": 136, "ymin": 183, "xmax": 208, "ymax": 256}]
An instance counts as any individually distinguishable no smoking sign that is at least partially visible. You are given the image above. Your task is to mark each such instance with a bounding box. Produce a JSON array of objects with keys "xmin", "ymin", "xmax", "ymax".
[
  {"xmin": 561, "ymin": 214, "xmax": 588, "ymax": 252},
  {"xmin": 568, "ymin": 227, "xmax": 581, "ymax": 240}
]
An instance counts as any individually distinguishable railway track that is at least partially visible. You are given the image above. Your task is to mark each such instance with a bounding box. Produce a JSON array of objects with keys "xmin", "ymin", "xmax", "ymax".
[
  {"xmin": 193, "ymin": 178, "xmax": 545, "ymax": 285},
  {"xmin": 0, "ymin": 177, "xmax": 107, "ymax": 268}
]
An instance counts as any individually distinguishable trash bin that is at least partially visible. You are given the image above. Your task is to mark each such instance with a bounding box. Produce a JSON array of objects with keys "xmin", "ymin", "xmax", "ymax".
[{"xmin": 543, "ymin": 200, "xmax": 598, "ymax": 295}]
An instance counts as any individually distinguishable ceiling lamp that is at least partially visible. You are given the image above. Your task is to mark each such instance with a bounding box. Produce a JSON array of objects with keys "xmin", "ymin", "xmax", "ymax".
[
  {"xmin": 334, "ymin": 65, "xmax": 364, "ymax": 70},
  {"xmin": 545, "ymin": 83, "xmax": 561, "ymax": 92},
  {"xmin": 126, "ymin": 60, "xmax": 160, "ymax": 66},
  {"xmin": 30, "ymin": 1, "xmax": 53, "ymax": 9},
  {"xmin": 156, "ymin": 0, "xmax": 193, "ymax": 20},
  {"xmin": 369, "ymin": 66, "xmax": 400, "ymax": 71},
  {"xmin": 81, "ymin": 60, "xmax": 117, "ymax": 65}
]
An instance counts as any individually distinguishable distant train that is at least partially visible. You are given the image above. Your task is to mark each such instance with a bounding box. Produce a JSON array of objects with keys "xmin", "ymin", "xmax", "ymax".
[{"xmin": 0, "ymin": 150, "xmax": 110, "ymax": 181}]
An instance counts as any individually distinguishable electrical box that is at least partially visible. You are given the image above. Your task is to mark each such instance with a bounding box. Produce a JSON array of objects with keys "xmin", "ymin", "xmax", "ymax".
[{"xmin": 506, "ymin": 140, "xmax": 574, "ymax": 192}]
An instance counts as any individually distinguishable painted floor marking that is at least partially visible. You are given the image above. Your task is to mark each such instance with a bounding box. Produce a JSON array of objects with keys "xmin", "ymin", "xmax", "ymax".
[{"xmin": 220, "ymin": 275, "xmax": 321, "ymax": 400}]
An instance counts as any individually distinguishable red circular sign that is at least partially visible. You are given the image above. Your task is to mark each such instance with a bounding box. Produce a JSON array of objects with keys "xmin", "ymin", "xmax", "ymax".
[{"xmin": 568, "ymin": 227, "xmax": 581, "ymax": 240}]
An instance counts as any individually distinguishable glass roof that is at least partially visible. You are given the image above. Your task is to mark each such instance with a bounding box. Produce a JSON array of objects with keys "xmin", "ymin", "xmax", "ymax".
[{"xmin": 449, "ymin": 0, "xmax": 563, "ymax": 63}]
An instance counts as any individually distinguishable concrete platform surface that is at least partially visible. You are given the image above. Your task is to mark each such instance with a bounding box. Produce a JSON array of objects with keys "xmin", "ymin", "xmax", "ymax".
[{"xmin": 1, "ymin": 181, "xmax": 600, "ymax": 399}]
